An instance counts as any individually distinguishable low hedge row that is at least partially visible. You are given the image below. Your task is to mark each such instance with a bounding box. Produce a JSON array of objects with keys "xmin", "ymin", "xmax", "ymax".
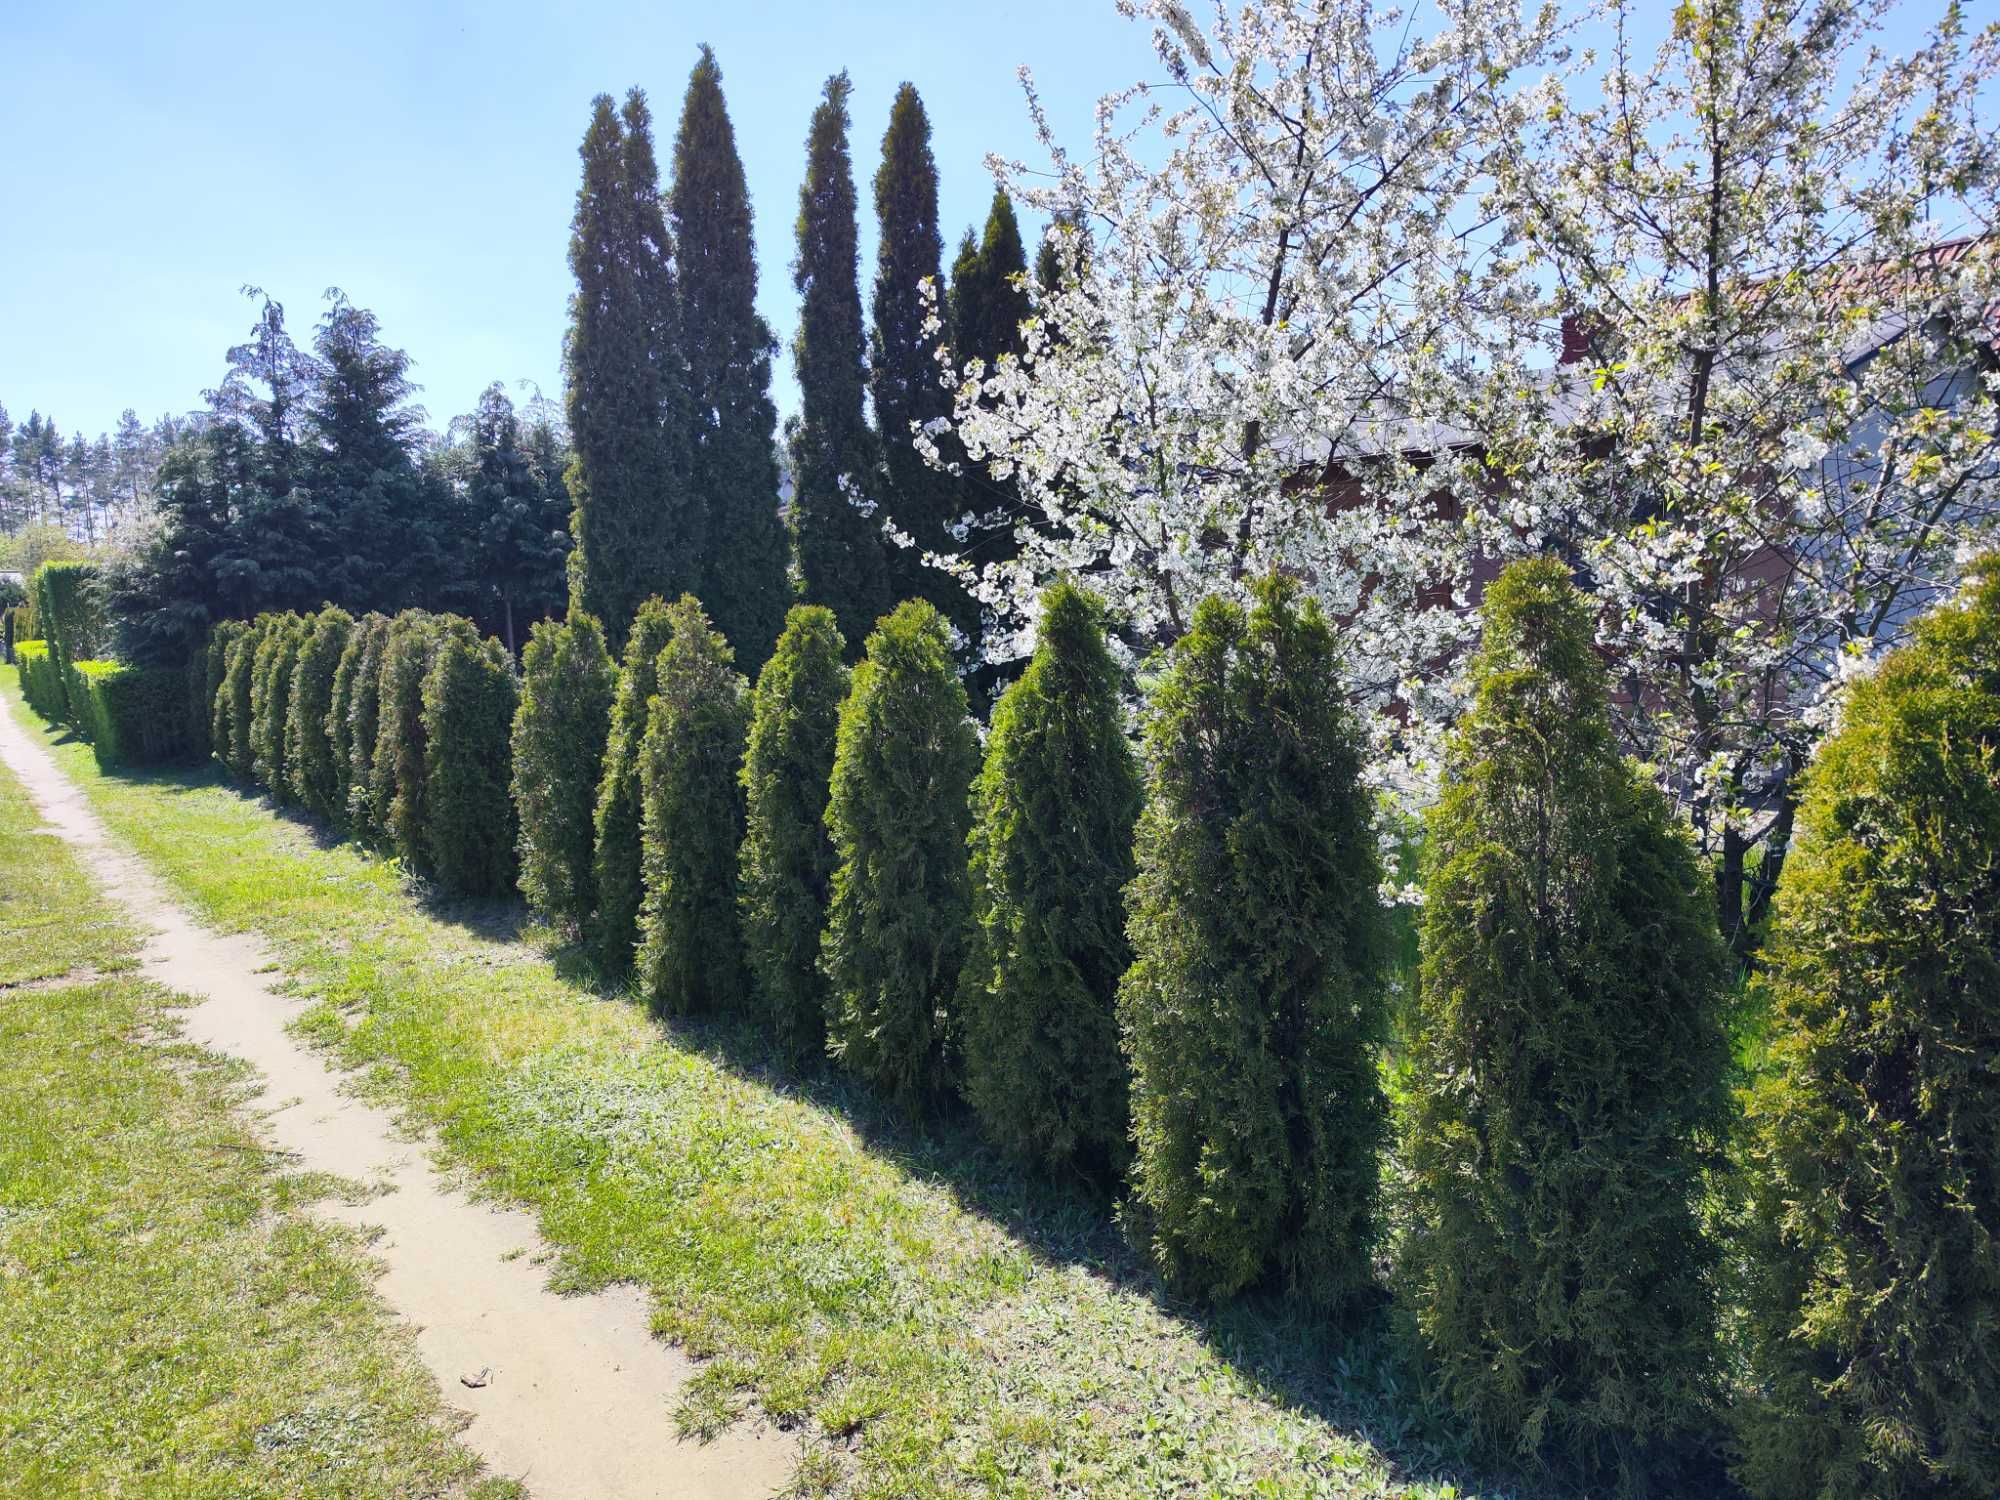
[
  {"xmin": 16, "ymin": 641, "xmax": 64, "ymax": 721},
  {"xmin": 69, "ymin": 660, "xmax": 203, "ymax": 769}
]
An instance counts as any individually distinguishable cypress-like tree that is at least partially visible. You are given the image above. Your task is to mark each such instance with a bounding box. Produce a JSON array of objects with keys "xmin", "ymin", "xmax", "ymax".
[
  {"xmin": 421, "ymin": 628, "xmax": 519, "ymax": 898},
  {"xmin": 788, "ymin": 72, "xmax": 890, "ymax": 651},
  {"xmin": 512, "ymin": 611, "xmax": 616, "ymax": 935},
  {"xmin": 372, "ymin": 612, "xmax": 448, "ymax": 854},
  {"xmin": 591, "ymin": 596, "xmax": 677, "ymax": 972},
  {"xmin": 327, "ymin": 612, "xmax": 389, "ymax": 826},
  {"xmin": 206, "ymin": 619, "xmax": 249, "ymax": 773},
  {"xmin": 215, "ymin": 620, "xmax": 263, "ymax": 781},
  {"xmin": 1734, "ymin": 559, "xmax": 2000, "ymax": 1500},
  {"xmin": 738, "ymin": 604, "xmax": 848, "ymax": 1061},
  {"xmin": 249, "ymin": 613, "xmax": 307, "ymax": 798},
  {"xmin": 1120, "ymin": 575, "xmax": 1387, "ymax": 1308},
  {"xmin": 961, "ymin": 580, "xmax": 1139, "ymax": 1177},
  {"xmin": 821, "ymin": 599, "xmax": 978, "ymax": 1112},
  {"xmin": 637, "ymin": 596, "xmax": 750, "ymax": 1015},
  {"xmin": 564, "ymin": 91, "xmax": 697, "ymax": 653},
  {"xmin": 870, "ymin": 84, "xmax": 968, "ymax": 639},
  {"xmin": 343, "ymin": 614, "xmax": 396, "ymax": 830},
  {"xmin": 671, "ymin": 47, "xmax": 790, "ymax": 674},
  {"xmin": 1398, "ymin": 560, "xmax": 1730, "ymax": 1490},
  {"xmin": 286, "ymin": 605, "xmax": 353, "ymax": 820}
]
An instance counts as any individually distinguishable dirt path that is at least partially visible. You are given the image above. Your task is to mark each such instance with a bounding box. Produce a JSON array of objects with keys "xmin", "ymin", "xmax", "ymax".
[{"xmin": 0, "ymin": 703, "xmax": 796, "ymax": 1500}]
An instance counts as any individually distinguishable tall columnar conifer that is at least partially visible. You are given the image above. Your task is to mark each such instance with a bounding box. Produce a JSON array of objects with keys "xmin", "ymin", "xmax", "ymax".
[
  {"xmin": 1397, "ymin": 559, "xmax": 1730, "ymax": 1490},
  {"xmin": 591, "ymin": 597, "xmax": 676, "ymax": 972},
  {"xmin": 738, "ymin": 604, "xmax": 848, "ymax": 1060},
  {"xmin": 636, "ymin": 596, "xmax": 750, "ymax": 1015},
  {"xmin": 961, "ymin": 580, "xmax": 1139, "ymax": 1177},
  {"xmin": 870, "ymin": 84, "xmax": 968, "ymax": 639},
  {"xmin": 788, "ymin": 72, "xmax": 890, "ymax": 651},
  {"xmin": 821, "ymin": 599, "xmax": 978, "ymax": 1112},
  {"xmin": 1734, "ymin": 558, "xmax": 2000, "ymax": 1500},
  {"xmin": 564, "ymin": 91, "xmax": 697, "ymax": 653},
  {"xmin": 1120, "ymin": 575, "xmax": 1387, "ymax": 1308},
  {"xmin": 511, "ymin": 611, "xmax": 616, "ymax": 935},
  {"xmin": 671, "ymin": 47, "xmax": 790, "ymax": 674},
  {"xmin": 286, "ymin": 605, "xmax": 353, "ymax": 819}
]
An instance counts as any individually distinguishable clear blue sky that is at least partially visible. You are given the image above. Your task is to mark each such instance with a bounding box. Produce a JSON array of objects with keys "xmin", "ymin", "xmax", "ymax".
[{"xmin": 0, "ymin": 0, "xmax": 1154, "ymax": 442}]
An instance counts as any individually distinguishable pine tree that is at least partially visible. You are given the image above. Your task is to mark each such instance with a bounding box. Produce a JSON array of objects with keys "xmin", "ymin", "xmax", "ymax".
[
  {"xmin": 788, "ymin": 72, "xmax": 891, "ymax": 652},
  {"xmin": 565, "ymin": 91, "xmax": 698, "ymax": 653},
  {"xmin": 1734, "ymin": 559, "xmax": 2000, "ymax": 1500},
  {"xmin": 1398, "ymin": 559, "xmax": 1730, "ymax": 1490},
  {"xmin": 961, "ymin": 580, "xmax": 1139, "ymax": 1177},
  {"xmin": 512, "ymin": 611, "xmax": 616, "ymax": 936},
  {"xmin": 671, "ymin": 47, "xmax": 790, "ymax": 674},
  {"xmin": 286, "ymin": 605, "xmax": 354, "ymax": 819},
  {"xmin": 738, "ymin": 604, "xmax": 848, "ymax": 1061},
  {"xmin": 1120, "ymin": 575, "xmax": 1387, "ymax": 1308},
  {"xmin": 591, "ymin": 596, "xmax": 677, "ymax": 972},
  {"xmin": 870, "ymin": 84, "xmax": 968, "ymax": 641},
  {"xmin": 822, "ymin": 599, "xmax": 978, "ymax": 1112},
  {"xmin": 637, "ymin": 596, "xmax": 750, "ymax": 1015}
]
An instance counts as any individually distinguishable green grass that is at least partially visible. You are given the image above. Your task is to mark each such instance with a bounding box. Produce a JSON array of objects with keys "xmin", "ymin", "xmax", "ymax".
[
  {"xmin": 3, "ymin": 669, "xmax": 1502, "ymax": 1499},
  {"xmin": 0, "ymin": 719, "xmax": 510, "ymax": 1499}
]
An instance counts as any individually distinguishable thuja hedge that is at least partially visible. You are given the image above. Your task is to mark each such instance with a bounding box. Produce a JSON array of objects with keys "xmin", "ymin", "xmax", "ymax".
[
  {"xmin": 286, "ymin": 606, "xmax": 354, "ymax": 820},
  {"xmin": 591, "ymin": 598, "xmax": 677, "ymax": 971},
  {"xmin": 69, "ymin": 660, "xmax": 201, "ymax": 769},
  {"xmin": 374, "ymin": 613, "xmax": 453, "ymax": 865},
  {"xmin": 248, "ymin": 614, "xmax": 305, "ymax": 796},
  {"xmin": 511, "ymin": 612, "xmax": 615, "ymax": 937},
  {"xmin": 334, "ymin": 614, "xmax": 393, "ymax": 829},
  {"xmin": 16, "ymin": 641, "xmax": 65, "ymax": 721},
  {"xmin": 421, "ymin": 626, "xmax": 518, "ymax": 896},
  {"xmin": 31, "ymin": 560, "xmax": 107, "ymax": 714},
  {"xmin": 1734, "ymin": 557, "xmax": 2000, "ymax": 1500}
]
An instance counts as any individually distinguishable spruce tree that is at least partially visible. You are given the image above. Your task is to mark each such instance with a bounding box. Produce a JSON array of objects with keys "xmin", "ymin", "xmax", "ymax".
[
  {"xmin": 637, "ymin": 596, "xmax": 750, "ymax": 1016},
  {"xmin": 961, "ymin": 580, "xmax": 1139, "ymax": 1177},
  {"xmin": 591, "ymin": 596, "xmax": 676, "ymax": 973},
  {"xmin": 1397, "ymin": 560, "xmax": 1730, "ymax": 1490},
  {"xmin": 671, "ymin": 47, "xmax": 790, "ymax": 674},
  {"xmin": 1734, "ymin": 558, "xmax": 2000, "ymax": 1500},
  {"xmin": 870, "ymin": 84, "xmax": 968, "ymax": 640},
  {"xmin": 821, "ymin": 599, "xmax": 978, "ymax": 1112},
  {"xmin": 512, "ymin": 611, "xmax": 616, "ymax": 936},
  {"xmin": 738, "ymin": 604, "xmax": 848, "ymax": 1061},
  {"xmin": 564, "ymin": 91, "xmax": 697, "ymax": 653},
  {"xmin": 1120, "ymin": 575, "xmax": 1387, "ymax": 1308},
  {"xmin": 286, "ymin": 605, "xmax": 353, "ymax": 820},
  {"xmin": 788, "ymin": 72, "xmax": 890, "ymax": 652}
]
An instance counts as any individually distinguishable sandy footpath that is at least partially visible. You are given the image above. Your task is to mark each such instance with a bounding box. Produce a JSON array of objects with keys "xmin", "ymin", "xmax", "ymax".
[{"xmin": 0, "ymin": 698, "xmax": 796, "ymax": 1500}]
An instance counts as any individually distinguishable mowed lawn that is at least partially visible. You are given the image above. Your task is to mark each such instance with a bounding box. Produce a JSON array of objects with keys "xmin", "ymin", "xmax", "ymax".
[
  {"xmin": 0, "ymin": 716, "xmax": 506, "ymax": 1498},
  {"xmin": 1, "ymin": 669, "xmax": 1489, "ymax": 1500}
]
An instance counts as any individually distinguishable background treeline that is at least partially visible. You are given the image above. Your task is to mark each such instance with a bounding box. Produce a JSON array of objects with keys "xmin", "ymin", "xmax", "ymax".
[{"xmin": 0, "ymin": 401, "xmax": 175, "ymax": 546}]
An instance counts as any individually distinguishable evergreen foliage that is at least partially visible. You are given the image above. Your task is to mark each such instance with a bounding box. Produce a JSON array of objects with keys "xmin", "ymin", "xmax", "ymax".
[
  {"xmin": 466, "ymin": 383, "xmax": 571, "ymax": 653},
  {"xmin": 71, "ymin": 661, "xmax": 196, "ymax": 769},
  {"xmin": 671, "ymin": 47, "xmax": 791, "ymax": 676},
  {"xmin": 215, "ymin": 619, "xmax": 264, "ymax": 781},
  {"xmin": 788, "ymin": 72, "xmax": 891, "ymax": 651},
  {"xmin": 512, "ymin": 611, "xmax": 617, "ymax": 935},
  {"xmin": 31, "ymin": 560, "xmax": 106, "ymax": 712},
  {"xmin": 1734, "ymin": 558, "xmax": 2000, "ymax": 1500},
  {"xmin": 286, "ymin": 606, "xmax": 353, "ymax": 819},
  {"xmin": 421, "ymin": 626, "xmax": 520, "ymax": 897},
  {"xmin": 248, "ymin": 613, "xmax": 307, "ymax": 797},
  {"xmin": 202, "ymin": 619, "xmax": 247, "ymax": 765},
  {"xmin": 1396, "ymin": 559, "xmax": 1731, "ymax": 1489},
  {"xmin": 738, "ymin": 605, "xmax": 849, "ymax": 1061},
  {"xmin": 371, "ymin": 612, "xmax": 446, "ymax": 854},
  {"xmin": 326, "ymin": 612, "xmax": 388, "ymax": 827},
  {"xmin": 636, "ymin": 596, "xmax": 750, "ymax": 1015},
  {"xmin": 821, "ymin": 599, "xmax": 978, "ymax": 1111},
  {"xmin": 961, "ymin": 581, "xmax": 1139, "ymax": 1177},
  {"xmin": 342, "ymin": 614, "xmax": 396, "ymax": 831},
  {"xmin": 590, "ymin": 596, "xmax": 677, "ymax": 972},
  {"xmin": 1119, "ymin": 575, "xmax": 1387, "ymax": 1308},
  {"xmin": 15, "ymin": 641, "xmax": 63, "ymax": 722}
]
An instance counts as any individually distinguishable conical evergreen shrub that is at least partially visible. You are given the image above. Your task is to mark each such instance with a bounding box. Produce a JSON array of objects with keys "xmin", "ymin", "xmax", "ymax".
[
  {"xmin": 217, "ymin": 618, "xmax": 265, "ymax": 782},
  {"xmin": 591, "ymin": 596, "xmax": 676, "ymax": 972},
  {"xmin": 636, "ymin": 596, "xmax": 749, "ymax": 1015},
  {"xmin": 961, "ymin": 580, "xmax": 1139, "ymax": 1177},
  {"xmin": 1397, "ymin": 559, "xmax": 1730, "ymax": 1490},
  {"xmin": 511, "ymin": 611, "xmax": 616, "ymax": 935},
  {"xmin": 286, "ymin": 606, "xmax": 353, "ymax": 819},
  {"xmin": 822, "ymin": 599, "xmax": 978, "ymax": 1111},
  {"xmin": 372, "ymin": 612, "xmax": 449, "ymax": 860},
  {"xmin": 327, "ymin": 612, "xmax": 389, "ymax": 828},
  {"xmin": 422, "ymin": 627, "xmax": 519, "ymax": 897},
  {"xmin": 1120, "ymin": 575, "xmax": 1387, "ymax": 1308},
  {"xmin": 249, "ymin": 613, "xmax": 307, "ymax": 797},
  {"xmin": 345, "ymin": 613, "xmax": 398, "ymax": 832},
  {"xmin": 1734, "ymin": 558, "xmax": 2000, "ymax": 1500},
  {"xmin": 738, "ymin": 604, "xmax": 848, "ymax": 1061},
  {"xmin": 205, "ymin": 619, "xmax": 248, "ymax": 771}
]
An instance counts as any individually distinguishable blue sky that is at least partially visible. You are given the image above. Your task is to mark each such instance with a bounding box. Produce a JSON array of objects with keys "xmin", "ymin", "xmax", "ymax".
[{"xmin": 0, "ymin": 0, "xmax": 1153, "ymax": 441}]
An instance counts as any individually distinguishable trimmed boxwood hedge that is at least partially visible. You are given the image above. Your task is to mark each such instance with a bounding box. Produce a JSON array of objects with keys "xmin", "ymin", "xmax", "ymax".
[
  {"xmin": 420, "ymin": 626, "xmax": 519, "ymax": 896},
  {"xmin": 16, "ymin": 640, "xmax": 64, "ymax": 721}
]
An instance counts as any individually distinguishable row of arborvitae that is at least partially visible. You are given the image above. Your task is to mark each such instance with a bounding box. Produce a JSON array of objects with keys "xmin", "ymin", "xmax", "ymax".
[{"xmin": 205, "ymin": 604, "xmax": 518, "ymax": 896}]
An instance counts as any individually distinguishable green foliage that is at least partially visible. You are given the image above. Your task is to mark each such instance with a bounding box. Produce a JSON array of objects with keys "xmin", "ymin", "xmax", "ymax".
[
  {"xmin": 591, "ymin": 597, "xmax": 677, "ymax": 971},
  {"xmin": 788, "ymin": 72, "xmax": 890, "ymax": 651},
  {"xmin": 285, "ymin": 607, "xmax": 354, "ymax": 819},
  {"xmin": 337, "ymin": 615, "xmax": 394, "ymax": 830},
  {"xmin": 671, "ymin": 46, "xmax": 790, "ymax": 676},
  {"xmin": 1120, "ymin": 575, "xmax": 1387, "ymax": 1308},
  {"xmin": 738, "ymin": 605, "xmax": 848, "ymax": 1060},
  {"xmin": 1733, "ymin": 558, "xmax": 2000, "ymax": 1500},
  {"xmin": 68, "ymin": 661, "xmax": 199, "ymax": 769},
  {"xmin": 326, "ymin": 613, "xmax": 388, "ymax": 829},
  {"xmin": 822, "ymin": 599, "xmax": 978, "ymax": 1112},
  {"xmin": 370, "ymin": 612, "xmax": 446, "ymax": 858},
  {"xmin": 636, "ymin": 596, "xmax": 749, "ymax": 1015},
  {"xmin": 31, "ymin": 560, "xmax": 107, "ymax": 713},
  {"xmin": 201, "ymin": 620, "xmax": 245, "ymax": 765},
  {"xmin": 1396, "ymin": 559, "xmax": 1731, "ymax": 1489},
  {"xmin": 248, "ymin": 614, "xmax": 308, "ymax": 799},
  {"xmin": 511, "ymin": 611, "xmax": 616, "ymax": 934},
  {"xmin": 2, "ymin": 606, "xmax": 17, "ymax": 665},
  {"xmin": 961, "ymin": 581, "xmax": 1139, "ymax": 1178},
  {"xmin": 16, "ymin": 641, "xmax": 64, "ymax": 721},
  {"xmin": 216, "ymin": 620, "xmax": 266, "ymax": 781},
  {"xmin": 420, "ymin": 627, "xmax": 519, "ymax": 897}
]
